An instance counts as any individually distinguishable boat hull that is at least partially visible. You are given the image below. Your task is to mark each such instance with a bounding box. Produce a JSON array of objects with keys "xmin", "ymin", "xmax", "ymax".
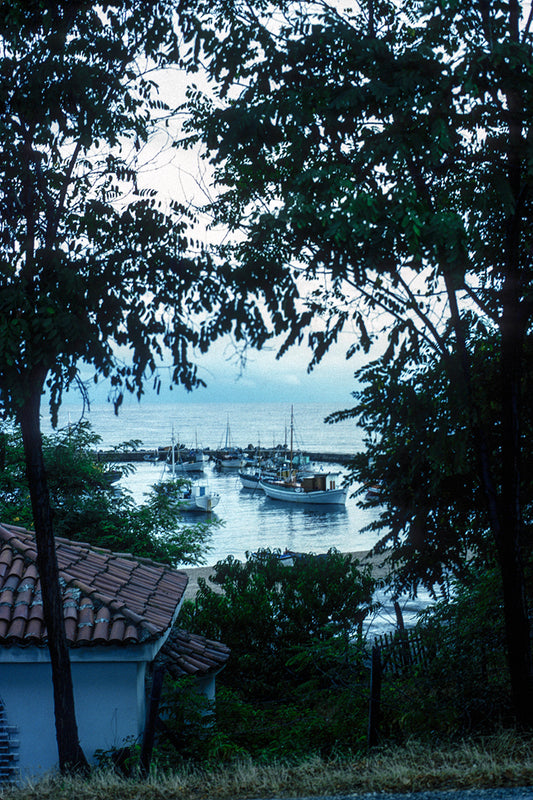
[
  {"xmin": 260, "ymin": 480, "xmax": 347, "ymax": 506},
  {"xmin": 172, "ymin": 460, "xmax": 205, "ymax": 473},
  {"xmin": 181, "ymin": 485, "xmax": 220, "ymax": 512},
  {"xmin": 239, "ymin": 471, "xmax": 262, "ymax": 489},
  {"xmin": 192, "ymin": 493, "xmax": 220, "ymax": 512},
  {"xmin": 216, "ymin": 456, "xmax": 245, "ymax": 470}
]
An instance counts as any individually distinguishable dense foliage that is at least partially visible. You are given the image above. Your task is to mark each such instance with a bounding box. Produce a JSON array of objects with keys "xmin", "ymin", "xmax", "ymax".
[
  {"xmin": 157, "ymin": 553, "xmax": 514, "ymax": 762},
  {"xmin": 379, "ymin": 567, "xmax": 513, "ymax": 740},
  {"xmin": 176, "ymin": 0, "xmax": 533, "ymax": 722},
  {"xmin": 0, "ymin": 420, "xmax": 215, "ymax": 565},
  {"xmin": 173, "ymin": 549, "xmax": 375, "ymax": 759}
]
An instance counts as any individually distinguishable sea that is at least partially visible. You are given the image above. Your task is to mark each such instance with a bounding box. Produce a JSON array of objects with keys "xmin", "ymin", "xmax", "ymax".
[{"xmin": 42, "ymin": 398, "xmax": 431, "ymax": 634}]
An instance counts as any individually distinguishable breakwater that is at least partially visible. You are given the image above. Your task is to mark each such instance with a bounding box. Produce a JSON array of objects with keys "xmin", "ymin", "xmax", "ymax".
[{"xmin": 95, "ymin": 448, "xmax": 353, "ymax": 466}]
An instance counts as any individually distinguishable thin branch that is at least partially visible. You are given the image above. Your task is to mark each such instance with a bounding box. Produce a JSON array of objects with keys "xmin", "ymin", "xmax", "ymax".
[
  {"xmin": 462, "ymin": 283, "xmax": 500, "ymax": 323},
  {"xmin": 394, "ymin": 271, "xmax": 449, "ymax": 353}
]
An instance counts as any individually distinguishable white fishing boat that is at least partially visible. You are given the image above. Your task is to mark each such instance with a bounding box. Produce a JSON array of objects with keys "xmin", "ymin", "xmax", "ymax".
[
  {"xmin": 163, "ymin": 428, "xmax": 218, "ymax": 511},
  {"xmin": 214, "ymin": 416, "xmax": 245, "ymax": 470},
  {"xmin": 179, "ymin": 482, "xmax": 220, "ymax": 512},
  {"xmin": 260, "ymin": 471, "xmax": 347, "ymax": 505},
  {"xmin": 239, "ymin": 469, "xmax": 263, "ymax": 490},
  {"xmin": 258, "ymin": 406, "xmax": 346, "ymax": 505},
  {"xmin": 216, "ymin": 451, "xmax": 245, "ymax": 470},
  {"xmin": 167, "ymin": 446, "xmax": 205, "ymax": 473}
]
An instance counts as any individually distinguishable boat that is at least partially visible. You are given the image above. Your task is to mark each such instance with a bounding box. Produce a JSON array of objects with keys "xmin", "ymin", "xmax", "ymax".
[
  {"xmin": 162, "ymin": 428, "xmax": 218, "ymax": 510},
  {"xmin": 215, "ymin": 451, "xmax": 245, "ymax": 470},
  {"xmin": 166, "ymin": 445, "xmax": 205, "ymax": 473},
  {"xmin": 364, "ymin": 483, "xmax": 383, "ymax": 501},
  {"xmin": 251, "ymin": 549, "xmax": 304, "ymax": 566},
  {"xmin": 239, "ymin": 469, "xmax": 264, "ymax": 490},
  {"xmin": 260, "ymin": 471, "xmax": 347, "ymax": 505},
  {"xmin": 164, "ymin": 426, "xmax": 205, "ymax": 473},
  {"xmin": 258, "ymin": 405, "xmax": 347, "ymax": 505},
  {"xmin": 239, "ymin": 460, "xmax": 309, "ymax": 491},
  {"xmin": 213, "ymin": 416, "xmax": 245, "ymax": 470},
  {"xmin": 179, "ymin": 482, "xmax": 220, "ymax": 512}
]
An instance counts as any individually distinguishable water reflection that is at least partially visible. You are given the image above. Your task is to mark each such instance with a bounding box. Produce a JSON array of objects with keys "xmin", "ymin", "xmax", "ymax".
[{"xmin": 120, "ymin": 461, "xmax": 433, "ymax": 634}]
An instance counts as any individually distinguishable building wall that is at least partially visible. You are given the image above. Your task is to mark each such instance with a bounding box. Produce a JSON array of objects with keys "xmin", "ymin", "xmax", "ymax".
[{"xmin": 0, "ymin": 658, "xmax": 148, "ymax": 781}]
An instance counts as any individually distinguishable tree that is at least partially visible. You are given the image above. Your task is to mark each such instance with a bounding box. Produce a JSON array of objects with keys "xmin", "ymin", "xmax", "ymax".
[
  {"xmin": 0, "ymin": 419, "xmax": 215, "ymax": 565},
  {"xmin": 176, "ymin": 0, "xmax": 533, "ymax": 722},
  {"xmin": 329, "ymin": 331, "xmax": 533, "ymax": 598},
  {"xmin": 0, "ymin": 0, "xmax": 249, "ymax": 771},
  {"xmin": 180, "ymin": 549, "xmax": 375, "ymax": 756},
  {"xmin": 182, "ymin": 549, "xmax": 375, "ymax": 693}
]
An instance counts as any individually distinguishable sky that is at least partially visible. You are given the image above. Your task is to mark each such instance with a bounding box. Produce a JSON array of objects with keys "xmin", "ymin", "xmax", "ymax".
[
  {"xmin": 98, "ymin": 65, "xmax": 375, "ymax": 407},
  {"xmin": 76, "ymin": 332, "xmax": 369, "ymax": 407}
]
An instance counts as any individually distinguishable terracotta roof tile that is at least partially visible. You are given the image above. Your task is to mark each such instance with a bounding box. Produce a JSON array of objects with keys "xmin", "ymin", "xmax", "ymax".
[
  {"xmin": 110, "ymin": 618, "xmax": 126, "ymax": 641},
  {"xmin": 157, "ymin": 628, "xmax": 230, "ymax": 679},
  {"xmin": 0, "ymin": 523, "xmax": 189, "ymax": 649},
  {"xmin": 63, "ymin": 618, "xmax": 77, "ymax": 641},
  {"xmin": 7, "ymin": 618, "xmax": 25, "ymax": 640}
]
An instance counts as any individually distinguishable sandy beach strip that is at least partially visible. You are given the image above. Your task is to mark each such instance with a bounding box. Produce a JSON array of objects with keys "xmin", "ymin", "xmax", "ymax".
[{"xmin": 181, "ymin": 550, "xmax": 388, "ymax": 601}]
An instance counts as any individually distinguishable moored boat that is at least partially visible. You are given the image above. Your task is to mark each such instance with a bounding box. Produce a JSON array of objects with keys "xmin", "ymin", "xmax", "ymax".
[
  {"xmin": 260, "ymin": 471, "xmax": 347, "ymax": 505},
  {"xmin": 258, "ymin": 406, "xmax": 345, "ymax": 505},
  {"xmin": 213, "ymin": 416, "xmax": 246, "ymax": 470},
  {"xmin": 239, "ymin": 469, "xmax": 264, "ymax": 490},
  {"xmin": 180, "ymin": 482, "xmax": 220, "ymax": 512},
  {"xmin": 167, "ymin": 446, "xmax": 205, "ymax": 473}
]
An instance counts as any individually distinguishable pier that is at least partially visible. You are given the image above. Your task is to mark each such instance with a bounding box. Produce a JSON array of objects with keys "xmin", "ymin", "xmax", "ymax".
[{"xmin": 95, "ymin": 448, "xmax": 353, "ymax": 466}]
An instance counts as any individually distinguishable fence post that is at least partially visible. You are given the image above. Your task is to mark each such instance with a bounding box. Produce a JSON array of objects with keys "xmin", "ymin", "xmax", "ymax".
[{"xmin": 367, "ymin": 645, "xmax": 382, "ymax": 749}]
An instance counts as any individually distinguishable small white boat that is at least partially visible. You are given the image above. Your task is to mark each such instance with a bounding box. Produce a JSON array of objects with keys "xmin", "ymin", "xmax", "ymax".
[
  {"xmin": 239, "ymin": 469, "xmax": 263, "ymax": 490},
  {"xmin": 215, "ymin": 451, "xmax": 245, "ymax": 470},
  {"xmin": 180, "ymin": 483, "xmax": 220, "ymax": 512},
  {"xmin": 167, "ymin": 446, "xmax": 205, "ymax": 473},
  {"xmin": 213, "ymin": 417, "xmax": 246, "ymax": 469},
  {"xmin": 260, "ymin": 472, "xmax": 347, "ymax": 506}
]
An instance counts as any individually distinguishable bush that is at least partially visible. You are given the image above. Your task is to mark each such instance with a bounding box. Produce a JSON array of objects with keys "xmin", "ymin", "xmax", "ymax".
[
  {"xmin": 175, "ymin": 549, "xmax": 375, "ymax": 760},
  {"xmin": 379, "ymin": 565, "xmax": 512, "ymax": 740}
]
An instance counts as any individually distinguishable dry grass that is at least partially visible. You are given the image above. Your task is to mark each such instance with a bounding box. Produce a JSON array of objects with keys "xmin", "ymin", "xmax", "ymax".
[{"xmin": 4, "ymin": 731, "xmax": 533, "ymax": 800}]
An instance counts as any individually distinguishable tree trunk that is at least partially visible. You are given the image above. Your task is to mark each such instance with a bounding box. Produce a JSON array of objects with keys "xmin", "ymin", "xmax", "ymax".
[
  {"xmin": 19, "ymin": 382, "xmax": 88, "ymax": 773},
  {"xmin": 496, "ymin": 279, "xmax": 533, "ymax": 723},
  {"xmin": 495, "ymin": 0, "xmax": 533, "ymax": 724}
]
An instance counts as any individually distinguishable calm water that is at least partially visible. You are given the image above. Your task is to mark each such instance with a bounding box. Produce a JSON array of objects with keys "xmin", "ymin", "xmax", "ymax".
[
  {"xmin": 43, "ymin": 399, "xmax": 431, "ymax": 633},
  {"xmin": 47, "ymin": 398, "xmax": 364, "ymax": 454},
  {"xmin": 44, "ymin": 400, "xmax": 374, "ymax": 561}
]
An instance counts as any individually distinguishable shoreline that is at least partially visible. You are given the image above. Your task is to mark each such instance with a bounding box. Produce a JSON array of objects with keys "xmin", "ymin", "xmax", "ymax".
[{"xmin": 181, "ymin": 549, "xmax": 387, "ymax": 600}]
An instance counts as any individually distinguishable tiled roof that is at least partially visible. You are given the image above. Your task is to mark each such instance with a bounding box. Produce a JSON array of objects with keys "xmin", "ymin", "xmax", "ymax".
[
  {"xmin": 158, "ymin": 628, "xmax": 230, "ymax": 679},
  {"xmin": 0, "ymin": 523, "xmax": 188, "ymax": 648}
]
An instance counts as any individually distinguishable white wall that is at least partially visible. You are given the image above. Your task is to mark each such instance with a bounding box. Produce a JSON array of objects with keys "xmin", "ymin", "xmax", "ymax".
[{"xmin": 0, "ymin": 657, "xmax": 148, "ymax": 781}]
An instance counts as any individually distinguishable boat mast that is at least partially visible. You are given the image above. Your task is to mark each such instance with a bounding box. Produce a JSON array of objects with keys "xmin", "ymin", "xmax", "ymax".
[
  {"xmin": 290, "ymin": 405, "xmax": 294, "ymax": 482},
  {"xmin": 171, "ymin": 425, "xmax": 175, "ymax": 478},
  {"xmin": 225, "ymin": 415, "xmax": 231, "ymax": 450}
]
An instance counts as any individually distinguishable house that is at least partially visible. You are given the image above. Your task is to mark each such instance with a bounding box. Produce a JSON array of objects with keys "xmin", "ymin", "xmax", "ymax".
[{"xmin": 0, "ymin": 522, "xmax": 229, "ymax": 782}]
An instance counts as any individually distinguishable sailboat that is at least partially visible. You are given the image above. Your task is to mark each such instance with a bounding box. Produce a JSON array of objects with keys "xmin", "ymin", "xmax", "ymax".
[
  {"xmin": 259, "ymin": 407, "xmax": 347, "ymax": 506},
  {"xmin": 166, "ymin": 428, "xmax": 220, "ymax": 511},
  {"xmin": 166, "ymin": 434, "xmax": 205, "ymax": 473},
  {"xmin": 214, "ymin": 416, "xmax": 245, "ymax": 470}
]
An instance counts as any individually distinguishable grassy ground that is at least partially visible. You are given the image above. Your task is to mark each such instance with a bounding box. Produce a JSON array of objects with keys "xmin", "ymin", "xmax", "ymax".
[{"xmin": 4, "ymin": 731, "xmax": 533, "ymax": 800}]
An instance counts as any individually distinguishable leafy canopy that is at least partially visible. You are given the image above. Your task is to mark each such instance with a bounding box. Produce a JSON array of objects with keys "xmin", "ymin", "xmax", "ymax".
[
  {"xmin": 0, "ymin": 0, "xmax": 277, "ymax": 423},
  {"xmin": 0, "ymin": 419, "xmax": 215, "ymax": 565},
  {"xmin": 177, "ymin": 0, "xmax": 533, "ymax": 362},
  {"xmin": 180, "ymin": 548, "xmax": 375, "ymax": 698}
]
